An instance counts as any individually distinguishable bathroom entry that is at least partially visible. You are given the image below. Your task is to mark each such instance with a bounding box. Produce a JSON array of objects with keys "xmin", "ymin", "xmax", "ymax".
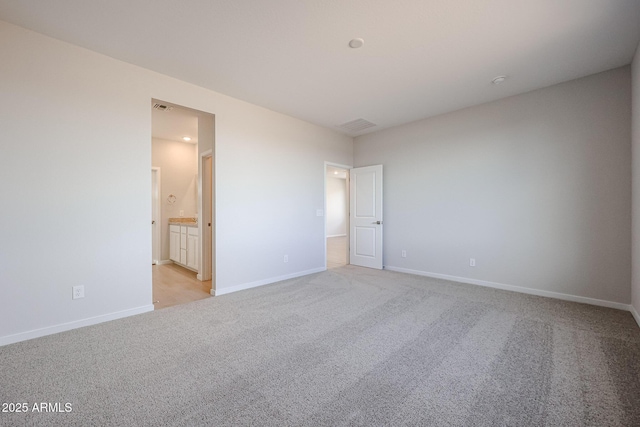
[
  {"xmin": 151, "ymin": 99, "xmax": 215, "ymax": 309},
  {"xmin": 325, "ymin": 164, "xmax": 350, "ymax": 269}
]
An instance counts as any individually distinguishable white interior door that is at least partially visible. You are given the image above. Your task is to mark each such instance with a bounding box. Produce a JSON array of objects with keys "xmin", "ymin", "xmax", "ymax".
[{"xmin": 350, "ymin": 165, "xmax": 383, "ymax": 269}]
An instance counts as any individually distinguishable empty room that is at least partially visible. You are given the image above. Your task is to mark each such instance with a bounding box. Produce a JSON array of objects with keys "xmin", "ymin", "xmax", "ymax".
[{"xmin": 1, "ymin": 1, "xmax": 640, "ymax": 425}]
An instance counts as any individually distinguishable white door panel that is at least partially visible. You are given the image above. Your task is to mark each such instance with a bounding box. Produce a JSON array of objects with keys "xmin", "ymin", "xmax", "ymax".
[
  {"xmin": 350, "ymin": 165, "xmax": 383, "ymax": 269},
  {"xmin": 354, "ymin": 227, "xmax": 375, "ymax": 257},
  {"xmin": 355, "ymin": 171, "xmax": 376, "ymax": 217}
]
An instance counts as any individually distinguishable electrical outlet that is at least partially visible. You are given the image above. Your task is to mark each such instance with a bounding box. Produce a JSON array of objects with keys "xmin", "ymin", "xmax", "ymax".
[
  {"xmin": 401, "ymin": 250, "xmax": 407, "ymax": 258},
  {"xmin": 470, "ymin": 258, "xmax": 476, "ymax": 267},
  {"xmin": 179, "ymin": 210, "xmax": 184, "ymax": 217},
  {"xmin": 284, "ymin": 255, "xmax": 289, "ymax": 263},
  {"xmin": 72, "ymin": 285, "xmax": 85, "ymax": 299}
]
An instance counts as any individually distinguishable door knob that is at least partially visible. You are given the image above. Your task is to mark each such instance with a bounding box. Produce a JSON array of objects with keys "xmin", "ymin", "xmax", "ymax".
[
  {"xmin": 372, "ymin": 220, "xmax": 383, "ymax": 225},
  {"xmin": 152, "ymin": 220, "xmax": 155, "ymax": 225}
]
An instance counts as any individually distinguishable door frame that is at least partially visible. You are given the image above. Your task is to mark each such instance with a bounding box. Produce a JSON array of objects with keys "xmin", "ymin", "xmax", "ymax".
[
  {"xmin": 324, "ymin": 161, "xmax": 352, "ymax": 269},
  {"xmin": 151, "ymin": 167, "xmax": 161, "ymax": 265},
  {"xmin": 151, "ymin": 97, "xmax": 216, "ymax": 287},
  {"xmin": 198, "ymin": 149, "xmax": 213, "ymax": 281}
]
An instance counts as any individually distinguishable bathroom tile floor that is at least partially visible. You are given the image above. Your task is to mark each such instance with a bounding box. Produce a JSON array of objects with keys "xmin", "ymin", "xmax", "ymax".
[{"xmin": 152, "ymin": 263, "xmax": 212, "ymax": 310}]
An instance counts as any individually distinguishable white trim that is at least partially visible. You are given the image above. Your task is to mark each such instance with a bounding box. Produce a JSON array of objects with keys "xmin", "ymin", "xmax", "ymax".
[
  {"xmin": 212, "ymin": 267, "xmax": 325, "ymax": 296},
  {"xmin": 326, "ymin": 234, "xmax": 347, "ymax": 238},
  {"xmin": 199, "ymin": 149, "xmax": 213, "ymax": 282},
  {"xmin": 0, "ymin": 305, "xmax": 155, "ymax": 347},
  {"xmin": 151, "ymin": 167, "xmax": 161, "ymax": 267},
  {"xmin": 157, "ymin": 259, "xmax": 173, "ymax": 265},
  {"xmin": 384, "ymin": 266, "xmax": 631, "ymax": 311},
  {"xmin": 630, "ymin": 305, "xmax": 640, "ymax": 328}
]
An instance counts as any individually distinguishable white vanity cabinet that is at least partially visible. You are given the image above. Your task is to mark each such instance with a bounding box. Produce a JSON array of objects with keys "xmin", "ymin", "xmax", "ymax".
[
  {"xmin": 186, "ymin": 227, "xmax": 199, "ymax": 270},
  {"xmin": 169, "ymin": 225, "xmax": 181, "ymax": 262},
  {"xmin": 169, "ymin": 224, "xmax": 199, "ymax": 272}
]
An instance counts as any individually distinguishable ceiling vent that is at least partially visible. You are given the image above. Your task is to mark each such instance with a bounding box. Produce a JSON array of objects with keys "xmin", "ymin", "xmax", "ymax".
[
  {"xmin": 152, "ymin": 103, "xmax": 173, "ymax": 112},
  {"xmin": 337, "ymin": 118, "xmax": 376, "ymax": 133}
]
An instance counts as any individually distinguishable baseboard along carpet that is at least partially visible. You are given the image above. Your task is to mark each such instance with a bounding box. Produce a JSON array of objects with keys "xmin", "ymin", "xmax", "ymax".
[{"xmin": 1, "ymin": 266, "xmax": 639, "ymax": 426}]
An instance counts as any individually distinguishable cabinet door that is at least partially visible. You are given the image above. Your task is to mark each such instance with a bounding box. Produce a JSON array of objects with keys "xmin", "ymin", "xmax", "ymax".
[
  {"xmin": 180, "ymin": 226, "xmax": 187, "ymax": 264},
  {"xmin": 169, "ymin": 228, "xmax": 180, "ymax": 262},
  {"xmin": 180, "ymin": 227, "xmax": 187, "ymax": 249},
  {"xmin": 186, "ymin": 231, "xmax": 199, "ymax": 270}
]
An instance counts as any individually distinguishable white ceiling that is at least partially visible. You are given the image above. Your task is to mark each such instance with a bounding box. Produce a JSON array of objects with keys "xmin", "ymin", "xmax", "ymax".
[
  {"xmin": 1, "ymin": 0, "xmax": 639, "ymax": 136},
  {"xmin": 152, "ymin": 102, "xmax": 199, "ymax": 144}
]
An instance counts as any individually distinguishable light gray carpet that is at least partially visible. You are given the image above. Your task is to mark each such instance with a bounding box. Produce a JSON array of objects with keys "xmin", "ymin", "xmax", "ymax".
[{"xmin": 1, "ymin": 266, "xmax": 639, "ymax": 426}]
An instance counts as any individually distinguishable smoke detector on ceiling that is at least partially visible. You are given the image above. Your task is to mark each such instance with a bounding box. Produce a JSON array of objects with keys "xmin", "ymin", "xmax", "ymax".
[
  {"xmin": 349, "ymin": 38, "xmax": 364, "ymax": 49},
  {"xmin": 491, "ymin": 76, "xmax": 507, "ymax": 85},
  {"xmin": 152, "ymin": 103, "xmax": 173, "ymax": 111}
]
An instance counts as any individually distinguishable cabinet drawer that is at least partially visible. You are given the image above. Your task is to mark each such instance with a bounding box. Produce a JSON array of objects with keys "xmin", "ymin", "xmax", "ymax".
[
  {"xmin": 169, "ymin": 225, "xmax": 180, "ymax": 233},
  {"xmin": 188, "ymin": 227, "xmax": 199, "ymax": 236}
]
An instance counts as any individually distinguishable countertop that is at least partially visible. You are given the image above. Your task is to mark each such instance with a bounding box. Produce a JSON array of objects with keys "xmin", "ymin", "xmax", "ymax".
[{"xmin": 168, "ymin": 217, "xmax": 198, "ymax": 227}]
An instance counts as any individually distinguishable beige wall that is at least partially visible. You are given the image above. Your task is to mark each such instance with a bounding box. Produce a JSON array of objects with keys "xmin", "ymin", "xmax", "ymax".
[{"xmin": 355, "ymin": 67, "xmax": 632, "ymax": 304}]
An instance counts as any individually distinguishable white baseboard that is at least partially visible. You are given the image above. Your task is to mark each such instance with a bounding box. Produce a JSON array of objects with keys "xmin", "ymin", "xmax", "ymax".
[
  {"xmin": 0, "ymin": 305, "xmax": 154, "ymax": 347},
  {"xmin": 213, "ymin": 267, "xmax": 326, "ymax": 297},
  {"xmin": 327, "ymin": 234, "xmax": 347, "ymax": 238},
  {"xmin": 157, "ymin": 260, "xmax": 173, "ymax": 265},
  {"xmin": 384, "ymin": 266, "xmax": 631, "ymax": 311},
  {"xmin": 630, "ymin": 305, "xmax": 640, "ymax": 328}
]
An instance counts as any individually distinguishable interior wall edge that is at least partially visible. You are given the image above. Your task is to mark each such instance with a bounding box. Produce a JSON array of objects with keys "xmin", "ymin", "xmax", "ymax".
[{"xmin": 630, "ymin": 305, "xmax": 640, "ymax": 328}]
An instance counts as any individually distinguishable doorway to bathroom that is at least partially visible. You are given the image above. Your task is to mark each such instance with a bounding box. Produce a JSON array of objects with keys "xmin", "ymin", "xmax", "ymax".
[{"xmin": 151, "ymin": 99, "xmax": 215, "ymax": 309}]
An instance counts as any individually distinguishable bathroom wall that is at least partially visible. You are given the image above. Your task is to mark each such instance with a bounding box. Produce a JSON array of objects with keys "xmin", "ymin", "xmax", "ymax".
[{"xmin": 152, "ymin": 137, "xmax": 198, "ymax": 261}]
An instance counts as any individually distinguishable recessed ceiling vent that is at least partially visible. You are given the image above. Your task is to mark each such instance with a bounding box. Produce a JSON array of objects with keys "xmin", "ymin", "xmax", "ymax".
[
  {"xmin": 152, "ymin": 103, "xmax": 173, "ymax": 112},
  {"xmin": 337, "ymin": 118, "xmax": 376, "ymax": 133}
]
